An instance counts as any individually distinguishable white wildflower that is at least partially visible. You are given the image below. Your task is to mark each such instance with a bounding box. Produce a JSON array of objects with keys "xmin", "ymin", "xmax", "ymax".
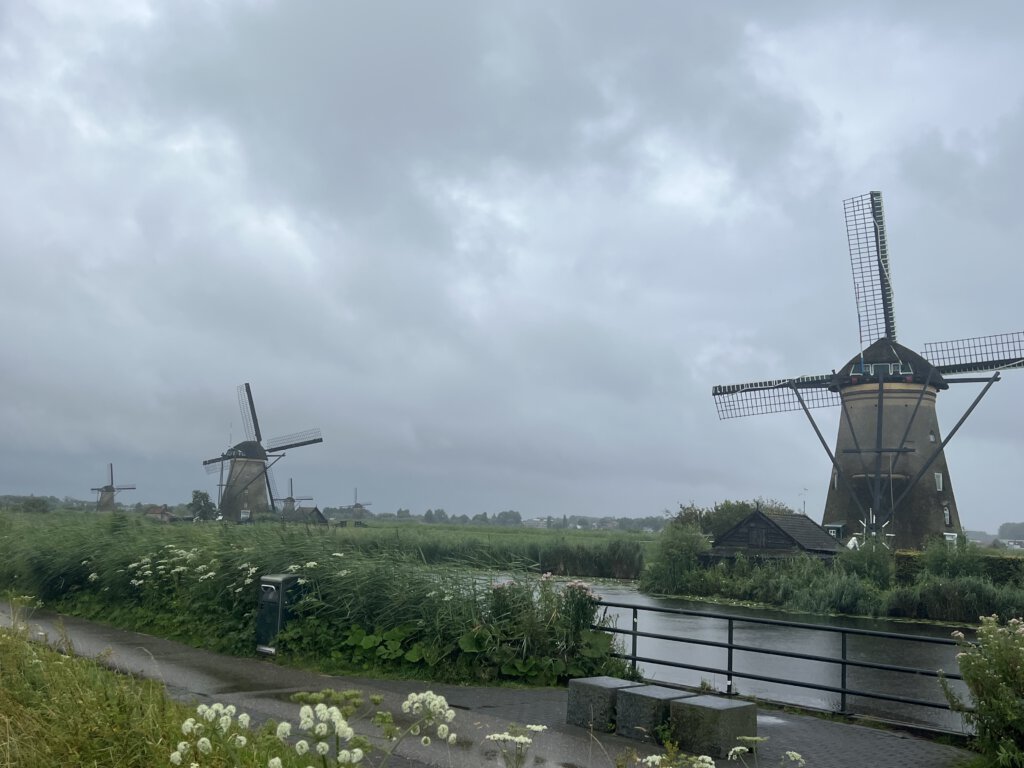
[{"xmin": 277, "ymin": 721, "xmax": 292, "ymax": 740}]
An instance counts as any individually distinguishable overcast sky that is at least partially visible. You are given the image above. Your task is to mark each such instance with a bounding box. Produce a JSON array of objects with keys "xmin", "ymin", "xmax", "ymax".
[{"xmin": 2, "ymin": 1, "xmax": 1022, "ymax": 532}]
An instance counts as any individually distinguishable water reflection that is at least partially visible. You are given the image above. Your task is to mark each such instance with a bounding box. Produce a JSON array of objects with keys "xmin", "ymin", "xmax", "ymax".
[{"xmin": 593, "ymin": 583, "xmax": 970, "ymax": 733}]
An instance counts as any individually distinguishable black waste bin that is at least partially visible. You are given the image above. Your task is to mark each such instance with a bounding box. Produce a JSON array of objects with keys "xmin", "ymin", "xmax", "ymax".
[{"xmin": 255, "ymin": 574, "xmax": 301, "ymax": 655}]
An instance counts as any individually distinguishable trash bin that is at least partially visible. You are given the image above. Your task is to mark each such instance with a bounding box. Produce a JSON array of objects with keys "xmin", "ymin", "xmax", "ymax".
[{"xmin": 255, "ymin": 574, "xmax": 301, "ymax": 655}]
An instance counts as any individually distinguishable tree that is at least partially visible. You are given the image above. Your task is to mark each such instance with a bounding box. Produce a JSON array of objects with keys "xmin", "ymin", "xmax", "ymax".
[
  {"xmin": 396, "ymin": 508, "xmax": 411, "ymax": 519},
  {"xmin": 187, "ymin": 490, "xmax": 217, "ymax": 521},
  {"xmin": 495, "ymin": 510, "xmax": 521, "ymax": 526},
  {"xmin": 20, "ymin": 497, "xmax": 50, "ymax": 514},
  {"xmin": 472, "ymin": 512, "xmax": 489, "ymax": 524},
  {"xmin": 997, "ymin": 521, "xmax": 1024, "ymax": 540},
  {"xmin": 423, "ymin": 509, "xmax": 435, "ymax": 523}
]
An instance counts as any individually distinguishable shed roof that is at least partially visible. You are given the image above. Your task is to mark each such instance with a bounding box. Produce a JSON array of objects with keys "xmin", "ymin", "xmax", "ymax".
[{"xmin": 713, "ymin": 510, "xmax": 841, "ymax": 555}]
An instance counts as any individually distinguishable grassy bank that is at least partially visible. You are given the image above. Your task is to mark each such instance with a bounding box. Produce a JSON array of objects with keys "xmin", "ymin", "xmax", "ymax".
[
  {"xmin": 0, "ymin": 511, "xmax": 633, "ymax": 685},
  {"xmin": 641, "ymin": 516, "xmax": 1024, "ymax": 624}
]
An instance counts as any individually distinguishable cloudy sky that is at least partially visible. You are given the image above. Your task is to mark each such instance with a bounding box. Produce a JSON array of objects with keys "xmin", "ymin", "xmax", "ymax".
[{"xmin": 2, "ymin": 1, "xmax": 1022, "ymax": 532}]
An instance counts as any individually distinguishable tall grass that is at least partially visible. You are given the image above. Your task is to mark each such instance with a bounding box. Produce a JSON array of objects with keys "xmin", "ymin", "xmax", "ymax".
[{"xmin": 0, "ymin": 512, "xmax": 633, "ymax": 685}]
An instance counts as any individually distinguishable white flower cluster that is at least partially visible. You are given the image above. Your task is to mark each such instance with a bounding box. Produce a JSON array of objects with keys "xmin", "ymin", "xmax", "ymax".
[
  {"xmin": 172, "ymin": 702, "xmax": 249, "ymax": 766},
  {"xmin": 485, "ymin": 732, "xmax": 532, "ymax": 746},
  {"xmin": 400, "ymin": 691, "xmax": 458, "ymax": 745}
]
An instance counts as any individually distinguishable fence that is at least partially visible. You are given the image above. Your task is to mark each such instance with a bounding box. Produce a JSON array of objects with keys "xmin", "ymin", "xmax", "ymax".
[{"xmin": 596, "ymin": 598, "xmax": 968, "ymax": 732}]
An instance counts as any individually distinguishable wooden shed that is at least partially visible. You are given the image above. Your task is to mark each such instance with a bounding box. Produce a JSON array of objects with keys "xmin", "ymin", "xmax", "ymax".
[{"xmin": 710, "ymin": 510, "xmax": 841, "ymax": 560}]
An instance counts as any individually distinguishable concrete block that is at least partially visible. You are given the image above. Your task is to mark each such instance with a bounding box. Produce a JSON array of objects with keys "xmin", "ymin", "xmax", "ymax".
[
  {"xmin": 669, "ymin": 695, "xmax": 757, "ymax": 758},
  {"xmin": 615, "ymin": 685, "xmax": 695, "ymax": 742},
  {"xmin": 566, "ymin": 676, "xmax": 642, "ymax": 731}
]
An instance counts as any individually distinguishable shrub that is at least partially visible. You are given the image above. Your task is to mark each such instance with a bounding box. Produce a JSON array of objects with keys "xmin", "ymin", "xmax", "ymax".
[{"xmin": 942, "ymin": 615, "xmax": 1024, "ymax": 766}]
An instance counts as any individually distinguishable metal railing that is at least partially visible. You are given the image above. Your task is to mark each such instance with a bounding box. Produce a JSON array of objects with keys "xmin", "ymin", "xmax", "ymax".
[{"xmin": 596, "ymin": 599, "xmax": 968, "ymax": 731}]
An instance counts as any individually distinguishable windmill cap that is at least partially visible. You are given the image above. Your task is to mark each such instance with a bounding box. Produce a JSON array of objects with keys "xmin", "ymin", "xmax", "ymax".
[
  {"xmin": 228, "ymin": 440, "xmax": 268, "ymax": 460},
  {"xmin": 833, "ymin": 338, "xmax": 948, "ymax": 390}
]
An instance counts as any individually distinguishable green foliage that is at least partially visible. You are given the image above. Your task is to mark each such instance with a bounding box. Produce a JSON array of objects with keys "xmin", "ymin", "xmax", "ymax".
[
  {"xmin": 639, "ymin": 516, "xmax": 709, "ymax": 595},
  {"xmin": 0, "ymin": 511, "xmax": 630, "ymax": 686},
  {"xmin": 942, "ymin": 616, "xmax": 1024, "ymax": 766},
  {"xmin": 19, "ymin": 497, "xmax": 50, "ymax": 514},
  {"xmin": 0, "ymin": 617, "xmax": 184, "ymax": 767},
  {"xmin": 838, "ymin": 538, "xmax": 893, "ymax": 589},
  {"xmin": 186, "ymin": 490, "xmax": 217, "ymax": 521},
  {"xmin": 921, "ymin": 535, "xmax": 984, "ymax": 579}
]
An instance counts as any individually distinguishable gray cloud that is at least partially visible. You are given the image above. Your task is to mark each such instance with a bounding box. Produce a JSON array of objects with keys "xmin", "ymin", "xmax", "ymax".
[{"xmin": 1, "ymin": 1, "xmax": 1022, "ymax": 533}]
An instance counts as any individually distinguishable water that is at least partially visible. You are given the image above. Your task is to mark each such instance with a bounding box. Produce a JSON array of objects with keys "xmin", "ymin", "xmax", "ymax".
[{"xmin": 592, "ymin": 583, "xmax": 971, "ymax": 733}]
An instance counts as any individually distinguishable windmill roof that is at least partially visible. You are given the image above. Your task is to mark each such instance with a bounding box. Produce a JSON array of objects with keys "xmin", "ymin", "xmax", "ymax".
[
  {"xmin": 835, "ymin": 339, "xmax": 947, "ymax": 390},
  {"xmin": 229, "ymin": 440, "xmax": 267, "ymax": 460}
]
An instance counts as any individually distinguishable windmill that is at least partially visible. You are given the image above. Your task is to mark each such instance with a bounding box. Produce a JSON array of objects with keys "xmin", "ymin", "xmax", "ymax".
[
  {"xmin": 712, "ymin": 191, "xmax": 1023, "ymax": 550},
  {"xmin": 339, "ymin": 488, "xmax": 372, "ymax": 520},
  {"xmin": 91, "ymin": 463, "xmax": 135, "ymax": 512},
  {"xmin": 202, "ymin": 383, "xmax": 323, "ymax": 523},
  {"xmin": 276, "ymin": 478, "xmax": 314, "ymax": 517}
]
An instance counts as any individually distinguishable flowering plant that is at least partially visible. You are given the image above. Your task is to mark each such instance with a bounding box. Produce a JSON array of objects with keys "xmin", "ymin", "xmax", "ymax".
[{"xmin": 942, "ymin": 615, "xmax": 1024, "ymax": 767}]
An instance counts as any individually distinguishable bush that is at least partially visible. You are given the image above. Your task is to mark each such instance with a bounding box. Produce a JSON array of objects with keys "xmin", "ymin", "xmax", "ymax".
[{"xmin": 942, "ymin": 615, "xmax": 1024, "ymax": 766}]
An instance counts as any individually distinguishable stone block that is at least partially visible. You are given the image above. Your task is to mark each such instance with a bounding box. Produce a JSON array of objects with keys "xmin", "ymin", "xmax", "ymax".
[
  {"xmin": 669, "ymin": 695, "xmax": 757, "ymax": 758},
  {"xmin": 614, "ymin": 685, "xmax": 695, "ymax": 742},
  {"xmin": 566, "ymin": 676, "xmax": 642, "ymax": 731}
]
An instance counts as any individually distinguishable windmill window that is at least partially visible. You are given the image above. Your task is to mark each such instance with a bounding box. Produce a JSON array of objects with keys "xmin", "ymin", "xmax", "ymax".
[
  {"xmin": 833, "ymin": 470, "xmax": 838, "ymax": 490},
  {"xmin": 934, "ymin": 473, "xmax": 943, "ymax": 492},
  {"xmin": 943, "ymin": 506, "xmax": 951, "ymax": 526},
  {"xmin": 929, "ymin": 431, "xmax": 936, "ymax": 443}
]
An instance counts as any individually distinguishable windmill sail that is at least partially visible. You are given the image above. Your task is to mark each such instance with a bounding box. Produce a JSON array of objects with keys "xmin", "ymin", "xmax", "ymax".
[
  {"xmin": 923, "ymin": 331, "xmax": 1024, "ymax": 375},
  {"xmin": 845, "ymin": 191, "xmax": 896, "ymax": 348},
  {"xmin": 712, "ymin": 374, "xmax": 839, "ymax": 419}
]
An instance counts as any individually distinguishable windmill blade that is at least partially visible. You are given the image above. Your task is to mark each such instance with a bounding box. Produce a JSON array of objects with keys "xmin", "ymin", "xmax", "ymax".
[
  {"xmin": 266, "ymin": 464, "xmax": 281, "ymax": 512},
  {"xmin": 845, "ymin": 191, "xmax": 897, "ymax": 348},
  {"xmin": 237, "ymin": 383, "xmax": 262, "ymax": 444},
  {"xmin": 712, "ymin": 374, "xmax": 839, "ymax": 419},
  {"xmin": 203, "ymin": 455, "xmax": 229, "ymax": 473},
  {"xmin": 924, "ymin": 331, "xmax": 1024, "ymax": 375},
  {"xmin": 108, "ymin": 463, "xmax": 114, "ymax": 486},
  {"xmin": 115, "ymin": 484, "xmax": 136, "ymax": 491},
  {"xmin": 266, "ymin": 428, "xmax": 323, "ymax": 452}
]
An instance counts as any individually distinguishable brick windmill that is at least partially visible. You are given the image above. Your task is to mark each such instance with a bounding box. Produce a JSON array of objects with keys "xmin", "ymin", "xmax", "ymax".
[
  {"xmin": 202, "ymin": 383, "xmax": 323, "ymax": 522},
  {"xmin": 712, "ymin": 192, "xmax": 1023, "ymax": 549}
]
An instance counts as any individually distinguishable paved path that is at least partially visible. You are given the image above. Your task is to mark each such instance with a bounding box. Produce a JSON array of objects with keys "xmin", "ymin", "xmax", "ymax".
[{"xmin": 1, "ymin": 605, "xmax": 977, "ymax": 768}]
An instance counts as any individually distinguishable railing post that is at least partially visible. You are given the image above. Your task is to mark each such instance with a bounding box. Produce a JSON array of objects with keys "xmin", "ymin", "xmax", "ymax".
[
  {"xmin": 727, "ymin": 618, "xmax": 734, "ymax": 695},
  {"xmin": 840, "ymin": 631, "xmax": 848, "ymax": 714},
  {"xmin": 631, "ymin": 607, "xmax": 638, "ymax": 675}
]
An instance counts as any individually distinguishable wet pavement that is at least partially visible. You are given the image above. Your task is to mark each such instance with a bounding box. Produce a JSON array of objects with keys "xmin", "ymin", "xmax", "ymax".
[{"xmin": 1, "ymin": 604, "xmax": 977, "ymax": 768}]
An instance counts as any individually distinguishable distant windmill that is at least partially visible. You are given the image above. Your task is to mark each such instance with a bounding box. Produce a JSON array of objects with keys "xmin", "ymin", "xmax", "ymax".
[
  {"xmin": 276, "ymin": 478, "xmax": 314, "ymax": 517},
  {"xmin": 712, "ymin": 192, "xmax": 1023, "ymax": 549},
  {"xmin": 91, "ymin": 463, "xmax": 135, "ymax": 512},
  {"xmin": 202, "ymin": 383, "xmax": 323, "ymax": 522},
  {"xmin": 340, "ymin": 488, "xmax": 372, "ymax": 519}
]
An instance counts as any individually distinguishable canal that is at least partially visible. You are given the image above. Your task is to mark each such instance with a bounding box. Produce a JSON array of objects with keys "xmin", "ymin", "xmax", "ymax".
[{"xmin": 591, "ymin": 582, "xmax": 971, "ymax": 733}]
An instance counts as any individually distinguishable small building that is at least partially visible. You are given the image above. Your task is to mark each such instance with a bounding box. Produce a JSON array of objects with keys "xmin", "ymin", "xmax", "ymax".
[
  {"xmin": 709, "ymin": 510, "xmax": 842, "ymax": 561},
  {"xmin": 143, "ymin": 505, "xmax": 183, "ymax": 523},
  {"xmin": 280, "ymin": 505, "xmax": 328, "ymax": 525}
]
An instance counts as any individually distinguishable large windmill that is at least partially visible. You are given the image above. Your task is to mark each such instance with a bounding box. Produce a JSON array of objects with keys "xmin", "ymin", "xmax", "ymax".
[
  {"xmin": 712, "ymin": 192, "xmax": 1023, "ymax": 550},
  {"xmin": 202, "ymin": 383, "xmax": 323, "ymax": 523},
  {"xmin": 91, "ymin": 463, "xmax": 135, "ymax": 512}
]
